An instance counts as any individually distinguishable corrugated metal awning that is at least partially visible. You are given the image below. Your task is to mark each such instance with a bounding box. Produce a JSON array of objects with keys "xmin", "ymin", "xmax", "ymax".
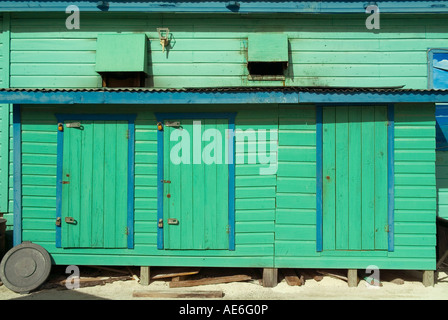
[
  {"xmin": 1, "ymin": 86, "xmax": 448, "ymax": 104},
  {"xmin": 2, "ymin": 1, "xmax": 448, "ymax": 14}
]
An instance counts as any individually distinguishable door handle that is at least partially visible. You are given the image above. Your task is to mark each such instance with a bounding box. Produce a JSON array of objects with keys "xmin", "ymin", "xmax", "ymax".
[{"xmin": 167, "ymin": 218, "xmax": 179, "ymax": 225}]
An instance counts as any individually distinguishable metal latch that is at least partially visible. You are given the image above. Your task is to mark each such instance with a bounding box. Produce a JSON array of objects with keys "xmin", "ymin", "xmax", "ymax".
[
  {"xmin": 158, "ymin": 218, "xmax": 163, "ymax": 228},
  {"xmin": 165, "ymin": 121, "xmax": 180, "ymax": 127},
  {"xmin": 168, "ymin": 218, "xmax": 179, "ymax": 225},
  {"xmin": 65, "ymin": 122, "xmax": 82, "ymax": 128},
  {"xmin": 65, "ymin": 217, "xmax": 76, "ymax": 224},
  {"xmin": 56, "ymin": 217, "xmax": 61, "ymax": 227}
]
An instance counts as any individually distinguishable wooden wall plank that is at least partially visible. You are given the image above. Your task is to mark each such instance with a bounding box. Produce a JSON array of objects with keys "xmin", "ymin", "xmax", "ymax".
[
  {"xmin": 374, "ymin": 107, "xmax": 389, "ymax": 250},
  {"xmin": 335, "ymin": 107, "xmax": 349, "ymax": 250},
  {"xmin": 361, "ymin": 107, "xmax": 376, "ymax": 250},
  {"xmin": 347, "ymin": 107, "xmax": 362, "ymax": 250},
  {"xmin": 322, "ymin": 107, "xmax": 336, "ymax": 251}
]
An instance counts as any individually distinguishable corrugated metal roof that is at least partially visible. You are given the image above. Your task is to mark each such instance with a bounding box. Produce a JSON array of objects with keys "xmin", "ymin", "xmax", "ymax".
[
  {"xmin": 2, "ymin": 86, "xmax": 448, "ymax": 104},
  {"xmin": 2, "ymin": 1, "xmax": 448, "ymax": 13},
  {"xmin": 0, "ymin": 86, "xmax": 447, "ymax": 93}
]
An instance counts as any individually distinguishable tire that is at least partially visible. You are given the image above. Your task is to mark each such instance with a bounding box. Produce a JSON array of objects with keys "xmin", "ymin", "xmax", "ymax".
[{"xmin": 0, "ymin": 242, "xmax": 52, "ymax": 293}]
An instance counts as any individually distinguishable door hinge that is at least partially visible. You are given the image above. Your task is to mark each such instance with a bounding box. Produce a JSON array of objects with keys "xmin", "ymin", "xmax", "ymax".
[
  {"xmin": 158, "ymin": 218, "xmax": 163, "ymax": 228},
  {"xmin": 385, "ymin": 225, "xmax": 390, "ymax": 233},
  {"xmin": 126, "ymin": 129, "xmax": 129, "ymax": 139},
  {"xmin": 165, "ymin": 121, "xmax": 181, "ymax": 127},
  {"xmin": 65, "ymin": 122, "xmax": 82, "ymax": 128},
  {"xmin": 56, "ymin": 217, "xmax": 61, "ymax": 227}
]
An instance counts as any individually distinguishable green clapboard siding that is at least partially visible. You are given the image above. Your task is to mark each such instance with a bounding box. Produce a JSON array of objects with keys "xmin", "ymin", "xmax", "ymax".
[
  {"xmin": 4, "ymin": 11, "xmax": 438, "ymax": 270},
  {"xmin": 6, "ymin": 12, "xmax": 448, "ymax": 88},
  {"xmin": 16, "ymin": 104, "xmax": 438, "ymax": 270},
  {"xmin": 0, "ymin": 14, "xmax": 9, "ymax": 219},
  {"xmin": 275, "ymin": 104, "xmax": 436, "ymax": 270},
  {"xmin": 322, "ymin": 106, "xmax": 388, "ymax": 251},
  {"xmin": 61, "ymin": 120, "xmax": 128, "ymax": 248},
  {"xmin": 19, "ymin": 105, "xmax": 276, "ymax": 268},
  {"xmin": 163, "ymin": 118, "xmax": 229, "ymax": 250}
]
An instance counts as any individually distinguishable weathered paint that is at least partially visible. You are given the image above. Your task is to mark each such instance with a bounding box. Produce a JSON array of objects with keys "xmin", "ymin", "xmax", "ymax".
[
  {"xmin": 275, "ymin": 103, "xmax": 435, "ymax": 270},
  {"xmin": 59, "ymin": 118, "xmax": 133, "ymax": 249},
  {"xmin": 95, "ymin": 33, "xmax": 148, "ymax": 73},
  {"xmin": 0, "ymin": 10, "xmax": 440, "ymax": 271},
  {"xmin": 3, "ymin": 12, "xmax": 448, "ymax": 89},
  {"xmin": 0, "ymin": 14, "xmax": 10, "ymax": 220},
  {"xmin": 161, "ymin": 117, "xmax": 230, "ymax": 250},
  {"xmin": 321, "ymin": 106, "xmax": 388, "ymax": 252},
  {"xmin": 248, "ymin": 34, "xmax": 288, "ymax": 62},
  {"xmin": 2, "ymin": 1, "xmax": 448, "ymax": 14},
  {"xmin": 18, "ymin": 104, "xmax": 278, "ymax": 267},
  {"xmin": 12, "ymin": 102, "xmax": 436, "ymax": 270}
]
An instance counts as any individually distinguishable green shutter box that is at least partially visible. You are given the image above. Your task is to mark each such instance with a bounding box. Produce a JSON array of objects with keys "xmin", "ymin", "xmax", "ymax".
[
  {"xmin": 248, "ymin": 33, "xmax": 288, "ymax": 62},
  {"xmin": 95, "ymin": 33, "xmax": 148, "ymax": 73}
]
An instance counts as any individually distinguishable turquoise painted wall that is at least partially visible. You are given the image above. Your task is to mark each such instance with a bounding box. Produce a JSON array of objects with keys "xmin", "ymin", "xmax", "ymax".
[
  {"xmin": 275, "ymin": 103, "xmax": 436, "ymax": 270},
  {"xmin": 6, "ymin": 12, "xmax": 448, "ymax": 89},
  {"xmin": 0, "ymin": 14, "xmax": 11, "ymax": 230},
  {"xmin": 0, "ymin": 11, "xmax": 440, "ymax": 269},
  {"xmin": 19, "ymin": 104, "xmax": 277, "ymax": 267},
  {"xmin": 17, "ymin": 103, "xmax": 436, "ymax": 270}
]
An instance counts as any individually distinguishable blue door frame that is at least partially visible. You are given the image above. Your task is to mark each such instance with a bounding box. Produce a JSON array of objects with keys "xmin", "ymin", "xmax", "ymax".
[
  {"xmin": 155, "ymin": 112, "xmax": 236, "ymax": 250},
  {"xmin": 315, "ymin": 104, "xmax": 395, "ymax": 252},
  {"xmin": 54, "ymin": 114, "xmax": 136, "ymax": 249}
]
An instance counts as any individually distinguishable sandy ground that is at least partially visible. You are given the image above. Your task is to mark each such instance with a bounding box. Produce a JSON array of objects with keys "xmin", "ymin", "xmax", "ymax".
[{"xmin": 1, "ymin": 266, "xmax": 448, "ymax": 300}]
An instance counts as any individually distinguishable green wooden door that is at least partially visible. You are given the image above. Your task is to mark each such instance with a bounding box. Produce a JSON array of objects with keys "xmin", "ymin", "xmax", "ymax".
[
  {"xmin": 322, "ymin": 106, "xmax": 388, "ymax": 251},
  {"xmin": 61, "ymin": 120, "xmax": 129, "ymax": 248},
  {"xmin": 163, "ymin": 119, "xmax": 229, "ymax": 250}
]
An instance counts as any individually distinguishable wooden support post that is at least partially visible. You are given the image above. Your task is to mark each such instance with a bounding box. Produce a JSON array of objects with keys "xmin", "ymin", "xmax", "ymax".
[
  {"xmin": 262, "ymin": 268, "xmax": 278, "ymax": 288},
  {"xmin": 422, "ymin": 270, "xmax": 434, "ymax": 287},
  {"xmin": 140, "ymin": 266, "xmax": 151, "ymax": 286},
  {"xmin": 347, "ymin": 269, "xmax": 358, "ymax": 287}
]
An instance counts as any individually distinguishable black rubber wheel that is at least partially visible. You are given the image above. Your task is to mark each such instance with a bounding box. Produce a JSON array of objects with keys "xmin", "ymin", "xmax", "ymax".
[{"xmin": 0, "ymin": 242, "xmax": 52, "ymax": 293}]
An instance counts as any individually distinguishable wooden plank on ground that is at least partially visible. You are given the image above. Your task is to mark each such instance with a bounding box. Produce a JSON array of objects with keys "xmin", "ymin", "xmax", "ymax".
[
  {"xmin": 300, "ymin": 270, "xmax": 323, "ymax": 282},
  {"xmin": 151, "ymin": 267, "xmax": 201, "ymax": 280},
  {"xmin": 169, "ymin": 274, "xmax": 251, "ymax": 288},
  {"xmin": 316, "ymin": 270, "xmax": 348, "ymax": 282},
  {"xmin": 133, "ymin": 290, "xmax": 223, "ymax": 298},
  {"xmin": 59, "ymin": 275, "xmax": 131, "ymax": 288},
  {"xmin": 280, "ymin": 269, "xmax": 304, "ymax": 286}
]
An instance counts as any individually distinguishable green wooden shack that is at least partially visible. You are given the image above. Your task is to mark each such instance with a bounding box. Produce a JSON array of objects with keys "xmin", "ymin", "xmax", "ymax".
[{"xmin": 0, "ymin": 0, "xmax": 447, "ymax": 291}]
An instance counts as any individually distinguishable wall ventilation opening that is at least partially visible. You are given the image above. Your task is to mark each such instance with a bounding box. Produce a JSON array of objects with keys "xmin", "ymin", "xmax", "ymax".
[
  {"xmin": 100, "ymin": 72, "xmax": 146, "ymax": 88},
  {"xmin": 247, "ymin": 62, "xmax": 288, "ymax": 78},
  {"xmin": 247, "ymin": 33, "xmax": 289, "ymax": 81},
  {"xmin": 95, "ymin": 33, "xmax": 148, "ymax": 88}
]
